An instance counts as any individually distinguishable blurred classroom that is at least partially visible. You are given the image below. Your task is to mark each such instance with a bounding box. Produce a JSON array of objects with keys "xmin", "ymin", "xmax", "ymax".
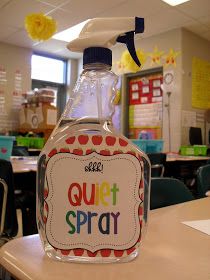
[{"xmin": 0, "ymin": 1, "xmax": 210, "ymax": 279}]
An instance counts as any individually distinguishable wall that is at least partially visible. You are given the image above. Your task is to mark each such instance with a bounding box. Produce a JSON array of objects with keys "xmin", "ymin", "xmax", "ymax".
[
  {"xmin": 0, "ymin": 42, "xmax": 32, "ymax": 132},
  {"xmin": 0, "ymin": 42, "xmax": 80, "ymax": 134},
  {"xmin": 181, "ymin": 29, "xmax": 210, "ymax": 145},
  {"xmin": 112, "ymin": 28, "xmax": 183, "ymax": 152}
]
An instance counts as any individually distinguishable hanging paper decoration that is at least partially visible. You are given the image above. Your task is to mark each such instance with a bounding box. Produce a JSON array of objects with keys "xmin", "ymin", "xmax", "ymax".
[
  {"xmin": 164, "ymin": 48, "xmax": 180, "ymax": 68},
  {"xmin": 148, "ymin": 46, "xmax": 164, "ymax": 65},
  {"xmin": 118, "ymin": 49, "xmax": 147, "ymax": 73},
  {"xmin": 114, "ymin": 46, "xmax": 180, "ymax": 74},
  {"xmin": 25, "ymin": 13, "xmax": 57, "ymax": 41}
]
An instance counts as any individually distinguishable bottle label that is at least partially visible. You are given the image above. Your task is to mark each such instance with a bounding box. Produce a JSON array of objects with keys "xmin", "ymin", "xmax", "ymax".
[{"xmin": 45, "ymin": 152, "xmax": 142, "ymax": 252}]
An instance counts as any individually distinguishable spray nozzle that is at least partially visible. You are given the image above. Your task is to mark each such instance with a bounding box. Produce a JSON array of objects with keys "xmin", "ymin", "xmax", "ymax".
[
  {"xmin": 67, "ymin": 17, "xmax": 144, "ymax": 67},
  {"xmin": 116, "ymin": 17, "xmax": 144, "ymax": 67}
]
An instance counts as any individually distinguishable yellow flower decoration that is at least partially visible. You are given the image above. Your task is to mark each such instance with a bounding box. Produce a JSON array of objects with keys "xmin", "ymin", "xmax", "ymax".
[
  {"xmin": 25, "ymin": 13, "xmax": 57, "ymax": 41},
  {"xmin": 164, "ymin": 48, "xmax": 180, "ymax": 68},
  {"xmin": 148, "ymin": 46, "xmax": 164, "ymax": 65},
  {"xmin": 120, "ymin": 49, "xmax": 147, "ymax": 73}
]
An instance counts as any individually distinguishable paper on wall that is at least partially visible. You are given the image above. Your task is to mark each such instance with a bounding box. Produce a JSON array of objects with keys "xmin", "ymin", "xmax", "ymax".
[
  {"xmin": 182, "ymin": 219, "xmax": 210, "ymax": 235},
  {"xmin": 31, "ymin": 114, "xmax": 39, "ymax": 129},
  {"xmin": 192, "ymin": 57, "xmax": 210, "ymax": 109},
  {"xmin": 196, "ymin": 112, "xmax": 204, "ymax": 123},
  {"xmin": 26, "ymin": 109, "xmax": 34, "ymax": 126},
  {"xmin": 182, "ymin": 110, "xmax": 196, "ymax": 127},
  {"xmin": 19, "ymin": 108, "xmax": 26, "ymax": 125},
  {"xmin": 47, "ymin": 109, "xmax": 57, "ymax": 125},
  {"xmin": 36, "ymin": 105, "xmax": 44, "ymax": 123}
]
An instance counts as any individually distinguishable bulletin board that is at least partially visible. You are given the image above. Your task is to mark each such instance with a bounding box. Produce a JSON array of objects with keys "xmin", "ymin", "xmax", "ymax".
[
  {"xmin": 192, "ymin": 57, "xmax": 210, "ymax": 109},
  {"xmin": 123, "ymin": 67, "xmax": 163, "ymax": 139}
]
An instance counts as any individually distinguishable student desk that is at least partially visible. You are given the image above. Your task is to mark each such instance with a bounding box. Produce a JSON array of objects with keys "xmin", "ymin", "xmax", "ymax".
[
  {"xmin": 11, "ymin": 157, "xmax": 38, "ymax": 173},
  {"xmin": 0, "ymin": 198, "xmax": 209, "ymax": 280},
  {"xmin": 165, "ymin": 154, "xmax": 210, "ymax": 191}
]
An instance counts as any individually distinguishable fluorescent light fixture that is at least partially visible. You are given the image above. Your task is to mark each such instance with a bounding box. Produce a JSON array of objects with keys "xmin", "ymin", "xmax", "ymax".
[
  {"xmin": 161, "ymin": 0, "xmax": 191, "ymax": 6},
  {"xmin": 53, "ymin": 19, "xmax": 90, "ymax": 42}
]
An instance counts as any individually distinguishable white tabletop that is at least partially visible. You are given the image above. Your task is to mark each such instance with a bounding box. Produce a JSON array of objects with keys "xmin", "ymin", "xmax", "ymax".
[
  {"xmin": 166, "ymin": 153, "xmax": 210, "ymax": 162},
  {"xmin": 10, "ymin": 156, "xmax": 38, "ymax": 173},
  {"xmin": 0, "ymin": 198, "xmax": 210, "ymax": 280},
  {"xmin": 9, "ymin": 154, "xmax": 210, "ymax": 173}
]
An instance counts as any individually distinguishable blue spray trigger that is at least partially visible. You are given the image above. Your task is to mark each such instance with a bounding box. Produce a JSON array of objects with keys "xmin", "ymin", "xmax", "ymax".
[
  {"xmin": 116, "ymin": 17, "xmax": 144, "ymax": 67},
  {"xmin": 135, "ymin": 17, "xmax": 144, "ymax": 34},
  {"xmin": 117, "ymin": 32, "xmax": 141, "ymax": 67}
]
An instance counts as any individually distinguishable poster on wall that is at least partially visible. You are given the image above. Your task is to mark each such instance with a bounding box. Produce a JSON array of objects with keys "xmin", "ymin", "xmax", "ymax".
[
  {"xmin": 14, "ymin": 70, "xmax": 22, "ymax": 92},
  {"xmin": 12, "ymin": 70, "xmax": 23, "ymax": 110},
  {"xmin": 192, "ymin": 57, "xmax": 210, "ymax": 109},
  {"xmin": 0, "ymin": 66, "xmax": 7, "ymax": 85},
  {"xmin": 129, "ymin": 77, "xmax": 163, "ymax": 105},
  {"xmin": 181, "ymin": 110, "xmax": 196, "ymax": 127},
  {"xmin": 128, "ymin": 71, "xmax": 163, "ymax": 140}
]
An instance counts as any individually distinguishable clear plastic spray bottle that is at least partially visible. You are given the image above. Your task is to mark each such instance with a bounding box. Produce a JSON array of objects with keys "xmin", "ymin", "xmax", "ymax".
[{"xmin": 37, "ymin": 17, "xmax": 150, "ymax": 263}]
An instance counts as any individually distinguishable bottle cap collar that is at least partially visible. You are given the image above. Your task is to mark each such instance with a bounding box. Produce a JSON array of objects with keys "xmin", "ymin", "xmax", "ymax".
[{"xmin": 83, "ymin": 47, "xmax": 112, "ymax": 66}]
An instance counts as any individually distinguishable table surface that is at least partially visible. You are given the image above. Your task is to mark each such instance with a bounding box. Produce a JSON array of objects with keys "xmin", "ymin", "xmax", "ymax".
[
  {"xmin": 166, "ymin": 153, "xmax": 210, "ymax": 162},
  {"xmin": 10, "ymin": 154, "xmax": 210, "ymax": 173},
  {"xmin": 11, "ymin": 156, "xmax": 37, "ymax": 173},
  {"xmin": 0, "ymin": 198, "xmax": 210, "ymax": 280}
]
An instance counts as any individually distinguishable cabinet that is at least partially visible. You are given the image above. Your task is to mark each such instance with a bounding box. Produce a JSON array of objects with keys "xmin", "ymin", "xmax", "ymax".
[{"xmin": 19, "ymin": 103, "xmax": 57, "ymax": 140}]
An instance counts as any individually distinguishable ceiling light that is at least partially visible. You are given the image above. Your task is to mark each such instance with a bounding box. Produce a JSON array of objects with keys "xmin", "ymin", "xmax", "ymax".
[
  {"xmin": 53, "ymin": 19, "xmax": 90, "ymax": 42},
  {"xmin": 161, "ymin": 0, "xmax": 191, "ymax": 6}
]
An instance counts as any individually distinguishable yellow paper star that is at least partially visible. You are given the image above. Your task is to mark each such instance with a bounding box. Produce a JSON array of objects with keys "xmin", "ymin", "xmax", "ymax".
[
  {"xmin": 148, "ymin": 46, "xmax": 164, "ymax": 65},
  {"xmin": 120, "ymin": 49, "xmax": 147, "ymax": 73},
  {"xmin": 164, "ymin": 48, "xmax": 180, "ymax": 68}
]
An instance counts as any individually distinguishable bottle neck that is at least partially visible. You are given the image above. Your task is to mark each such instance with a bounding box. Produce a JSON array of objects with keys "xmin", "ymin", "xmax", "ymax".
[
  {"xmin": 83, "ymin": 63, "xmax": 111, "ymax": 71},
  {"xmin": 61, "ymin": 62, "xmax": 118, "ymax": 125}
]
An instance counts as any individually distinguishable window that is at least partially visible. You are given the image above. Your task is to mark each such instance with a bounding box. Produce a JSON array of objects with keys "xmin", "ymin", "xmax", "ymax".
[
  {"xmin": 31, "ymin": 54, "xmax": 65, "ymax": 84},
  {"xmin": 31, "ymin": 54, "xmax": 67, "ymax": 117}
]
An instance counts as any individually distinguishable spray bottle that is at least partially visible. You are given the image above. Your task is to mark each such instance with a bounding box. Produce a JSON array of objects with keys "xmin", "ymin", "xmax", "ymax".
[{"xmin": 37, "ymin": 17, "xmax": 150, "ymax": 263}]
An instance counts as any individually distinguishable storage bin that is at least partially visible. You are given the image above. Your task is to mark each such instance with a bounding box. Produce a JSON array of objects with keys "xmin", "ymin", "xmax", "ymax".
[
  {"xmin": 132, "ymin": 139, "xmax": 164, "ymax": 153},
  {"xmin": 132, "ymin": 139, "xmax": 147, "ymax": 152},
  {"xmin": 180, "ymin": 145, "xmax": 208, "ymax": 156},
  {"xmin": 0, "ymin": 136, "xmax": 15, "ymax": 160},
  {"xmin": 16, "ymin": 137, "xmax": 45, "ymax": 149}
]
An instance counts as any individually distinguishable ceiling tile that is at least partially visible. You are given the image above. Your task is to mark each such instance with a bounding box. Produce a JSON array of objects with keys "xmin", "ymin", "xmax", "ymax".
[
  {"xmin": 0, "ymin": 0, "xmax": 56, "ymax": 29},
  {"xmin": 199, "ymin": 30, "xmax": 210, "ymax": 41},
  {"xmin": 2, "ymin": 29, "xmax": 36, "ymax": 48},
  {"xmin": 98, "ymin": 0, "xmax": 169, "ymax": 17},
  {"xmin": 38, "ymin": 0, "xmax": 71, "ymax": 7},
  {"xmin": 184, "ymin": 20, "xmax": 209, "ymax": 34},
  {"xmin": 145, "ymin": 7, "xmax": 192, "ymax": 35},
  {"xmin": 0, "ymin": 0, "xmax": 11, "ymax": 8},
  {"xmin": 175, "ymin": 0, "xmax": 210, "ymax": 19},
  {"xmin": 32, "ymin": 38, "xmax": 81, "ymax": 58},
  {"xmin": 53, "ymin": 48, "xmax": 81, "ymax": 59},
  {"xmin": 33, "ymin": 38, "xmax": 66, "ymax": 52},
  {"xmin": 0, "ymin": 25, "xmax": 19, "ymax": 40},
  {"xmin": 48, "ymin": 9, "xmax": 78, "ymax": 32},
  {"xmin": 60, "ymin": 0, "xmax": 126, "ymax": 18},
  {"xmin": 198, "ymin": 15, "xmax": 210, "ymax": 28}
]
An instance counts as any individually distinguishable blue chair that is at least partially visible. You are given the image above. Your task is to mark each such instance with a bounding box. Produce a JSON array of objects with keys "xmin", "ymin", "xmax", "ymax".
[
  {"xmin": 12, "ymin": 145, "xmax": 29, "ymax": 156},
  {"xmin": 196, "ymin": 164, "xmax": 210, "ymax": 198},
  {"xmin": 147, "ymin": 153, "xmax": 166, "ymax": 177},
  {"xmin": 150, "ymin": 177, "xmax": 194, "ymax": 210}
]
